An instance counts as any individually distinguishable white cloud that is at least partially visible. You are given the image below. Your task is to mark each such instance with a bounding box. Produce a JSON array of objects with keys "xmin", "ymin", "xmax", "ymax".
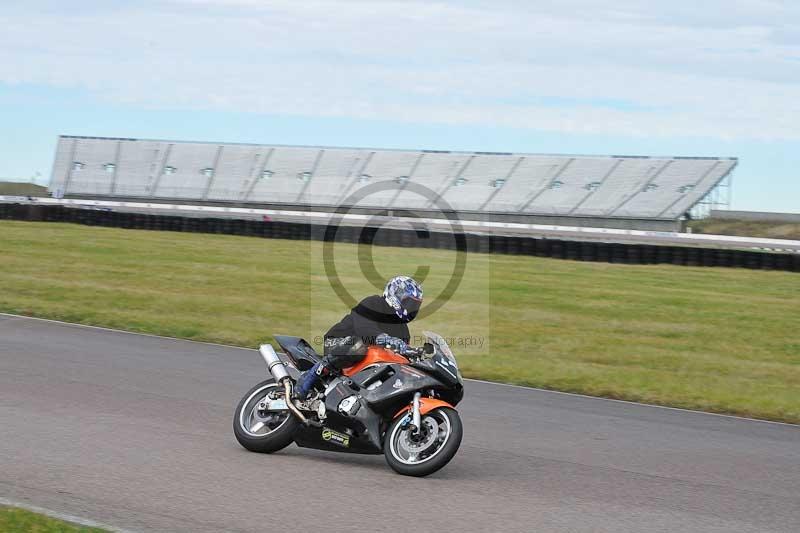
[{"xmin": 1, "ymin": 0, "xmax": 799, "ymax": 140}]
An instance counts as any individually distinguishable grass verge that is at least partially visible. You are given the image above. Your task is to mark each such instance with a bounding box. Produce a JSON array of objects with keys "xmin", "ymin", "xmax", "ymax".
[
  {"xmin": 0, "ymin": 182, "xmax": 49, "ymax": 197},
  {"xmin": 689, "ymin": 217, "xmax": 800, "ymax": 240},
  {"xmin": 1, "ymin": 220, "xmax": 798, "ymax": 423},
  {"xmin": 0, "ymin": 506, "xmax": 107, "ymax": 533}
]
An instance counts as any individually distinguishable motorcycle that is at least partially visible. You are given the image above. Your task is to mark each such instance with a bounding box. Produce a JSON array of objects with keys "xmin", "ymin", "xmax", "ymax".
[{"xmin": 233, "ymin": 331, "xmax": 464, "ymax": 476}]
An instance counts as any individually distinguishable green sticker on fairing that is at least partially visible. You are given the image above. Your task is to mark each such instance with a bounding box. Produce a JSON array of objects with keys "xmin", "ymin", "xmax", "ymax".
[{"xmin": 321, "ymin": 428, "xmax": 350, "ymax": 447}]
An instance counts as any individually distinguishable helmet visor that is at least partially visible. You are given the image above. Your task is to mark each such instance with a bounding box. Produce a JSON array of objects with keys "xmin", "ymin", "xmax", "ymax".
[{"xmin": 401, "ymin": 295, "xmax": 422, "ymax": 320}]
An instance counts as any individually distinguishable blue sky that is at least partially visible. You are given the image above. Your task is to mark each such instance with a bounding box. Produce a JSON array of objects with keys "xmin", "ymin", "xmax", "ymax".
[{"xmin": 1, "ymin": 0, "xmax": 798, "ymax": 212}]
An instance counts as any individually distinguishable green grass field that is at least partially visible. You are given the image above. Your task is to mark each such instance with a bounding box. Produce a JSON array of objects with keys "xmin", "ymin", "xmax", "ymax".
[
  {"xmin": 1, "ymin": 220, "xmax": 798, "ymax": 422},
  {"xmin": 0, "ymin": 182, "xmax": 49, "ymax": 197},
  {"xmin": 689, "ymin": 217, "xmax": 800, "ymax": 240},
  {"xmin": 0, "ymin": 507, "xmax": 106, "ymax": 533}
]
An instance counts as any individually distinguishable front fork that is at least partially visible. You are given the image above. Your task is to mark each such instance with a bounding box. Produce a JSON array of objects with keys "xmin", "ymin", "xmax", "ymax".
[
  {"xmin": 412, "ymin": 392, "xmax": 422, "ymax": 433},
  {"xmin": 400, "ymin": 392, "xmax": 423, "ymax": 434}
]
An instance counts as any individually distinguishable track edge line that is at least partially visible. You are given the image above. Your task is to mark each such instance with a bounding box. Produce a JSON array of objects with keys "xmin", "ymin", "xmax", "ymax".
[{"xmin": 0, "ymin": 497, "xmax": 139, "ymax": 533}]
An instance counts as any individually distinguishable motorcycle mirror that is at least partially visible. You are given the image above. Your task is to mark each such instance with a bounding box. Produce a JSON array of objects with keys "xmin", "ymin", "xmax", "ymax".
[{"xmin": 423, "ymin": 342, "xmax": 435, "ymax": 355}]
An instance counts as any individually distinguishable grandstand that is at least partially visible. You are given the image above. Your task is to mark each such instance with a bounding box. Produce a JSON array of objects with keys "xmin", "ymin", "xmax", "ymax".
[{"xmin": 48, "ymin": 136, "xmax": 737, "ymax": 231}]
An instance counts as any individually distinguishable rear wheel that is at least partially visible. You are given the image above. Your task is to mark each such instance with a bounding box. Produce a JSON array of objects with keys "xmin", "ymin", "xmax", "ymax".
[
  {"xmin": 233, "ymin": 379, "xmax": 299, "ymax": 453},
  {"xmin": 384, "ymin": 407, "xmax": 462, "ymax": 477}
]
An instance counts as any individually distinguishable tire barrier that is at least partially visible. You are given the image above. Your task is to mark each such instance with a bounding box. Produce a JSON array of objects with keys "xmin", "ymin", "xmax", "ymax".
[{"xmin": 2, "ymin": 204, "xmax": 798, "ymax": 272}]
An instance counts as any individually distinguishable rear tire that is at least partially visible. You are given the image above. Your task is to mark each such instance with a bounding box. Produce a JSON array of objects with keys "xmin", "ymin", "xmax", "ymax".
[
  {"xmin": 384, "ymin": 407, "xmax": 462, "ymax": 477},
  {"xmin": 233, "ymin": 379, "xmax": 299, "ymax": 453}
]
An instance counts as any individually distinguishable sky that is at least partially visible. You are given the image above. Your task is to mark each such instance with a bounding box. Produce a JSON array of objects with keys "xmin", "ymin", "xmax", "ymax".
[{"xmin": 0, "ymin": 0, "xmax": 798, "ymax": 213}]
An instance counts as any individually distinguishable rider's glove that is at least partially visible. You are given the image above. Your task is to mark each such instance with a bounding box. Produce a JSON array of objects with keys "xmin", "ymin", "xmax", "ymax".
[{"xmin": 375, "ymin": 333, "xmax": 410, "ymax": 355}]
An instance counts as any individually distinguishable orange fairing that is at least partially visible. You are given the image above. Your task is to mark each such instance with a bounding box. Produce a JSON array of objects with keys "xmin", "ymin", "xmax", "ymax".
[
  {"xmin": 342, "ymin": 346, "xmax": 410, "ymax": 377},
  {"xmin": 394, "ymin": 398, "xmax": 455, "ymax": 419}
]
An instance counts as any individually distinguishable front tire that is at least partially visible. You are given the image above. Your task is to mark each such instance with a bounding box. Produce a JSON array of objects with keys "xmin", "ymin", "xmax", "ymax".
[
  {"xmin": 384, "ymin": 407, "xmax": 462, "ymax": 477},
  {"xmin": 233, "ymin": 379, "xmax": 299, "ymax": 453}
]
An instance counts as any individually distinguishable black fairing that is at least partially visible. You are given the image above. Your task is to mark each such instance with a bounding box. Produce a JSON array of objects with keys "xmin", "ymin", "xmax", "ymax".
[
  {"xmin": 411, "ymin": 352, "xmax": 463, "ymax": 388},
  {"xmin": 356, "ymin": 363, "xmax": 446, "ymax": 413},
  {"xmin": 293, "ymin": 423, "xmax": 382, "ymax": 455},
  {"xmin": 320, "ymin": 379, "xmax": 384, "ymax": 452},
  {"xmin": 291, "ymin": 376, "xmax": 385, "ymax": 454},
  {"xmin": 273, "ymin": 335, "xmax": 320, "ymax": 370}
]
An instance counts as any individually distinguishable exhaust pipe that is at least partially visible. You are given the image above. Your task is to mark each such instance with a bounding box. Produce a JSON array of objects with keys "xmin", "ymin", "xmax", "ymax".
[
  {"xmin": 259, "ymin": 344, "xmax": 309, "ymax": 425},
  {"xmin": 259, "ymin": 344, "xmax": 290, "ymax": 383},
  {"xmin": 283, "ymin": 380, "xmax": 309, "ymax": 426}
]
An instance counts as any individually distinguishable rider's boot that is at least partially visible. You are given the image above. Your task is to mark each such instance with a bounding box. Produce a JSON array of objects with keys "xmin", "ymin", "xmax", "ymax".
[{"xmin": 294, "ymin": 361, "xmax": 330, "ymax": 401}]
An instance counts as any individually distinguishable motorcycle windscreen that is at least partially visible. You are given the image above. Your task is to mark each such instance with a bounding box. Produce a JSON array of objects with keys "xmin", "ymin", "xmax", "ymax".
[{"xmin": 423, "ymin": 331, "xmax": 456, "ymax": 362}]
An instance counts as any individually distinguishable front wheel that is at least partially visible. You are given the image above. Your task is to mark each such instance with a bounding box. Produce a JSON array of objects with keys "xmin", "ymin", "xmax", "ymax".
[
  {"xmin": 233, "ymin": 379, "xmax": 299, "ymax": 453},
  {"xmin": 384, "ymin": 407, "xmax": 462, "ymax": 477}
]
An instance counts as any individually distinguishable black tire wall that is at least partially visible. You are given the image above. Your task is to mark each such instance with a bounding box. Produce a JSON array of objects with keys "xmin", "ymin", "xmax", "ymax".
[{"xmin": 1, "ymin": 204, "xmax": 798, "ymax": 272}]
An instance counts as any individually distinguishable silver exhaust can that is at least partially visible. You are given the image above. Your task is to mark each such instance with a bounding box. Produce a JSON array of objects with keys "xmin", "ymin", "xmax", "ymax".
[{"xmin": 259, "ymin": 344, "xmax": 290, "ymax": 383}]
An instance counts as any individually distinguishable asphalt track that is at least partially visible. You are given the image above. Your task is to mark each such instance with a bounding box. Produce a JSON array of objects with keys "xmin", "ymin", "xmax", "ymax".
[{"xmin": 2, "ymin": 315, "xmax": 799, "ymax": 533}]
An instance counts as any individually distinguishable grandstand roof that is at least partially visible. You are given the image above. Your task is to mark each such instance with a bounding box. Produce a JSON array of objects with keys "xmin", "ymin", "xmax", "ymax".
[{"xmin": 49, "ymin": 136, "xmax": 737, "ymax": 220}]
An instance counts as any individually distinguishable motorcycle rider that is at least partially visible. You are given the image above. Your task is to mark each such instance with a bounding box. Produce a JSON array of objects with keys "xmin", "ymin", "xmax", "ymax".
[{"xmin": 294, "ymin": 275, "xmax": 424, "ymax": 400}]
